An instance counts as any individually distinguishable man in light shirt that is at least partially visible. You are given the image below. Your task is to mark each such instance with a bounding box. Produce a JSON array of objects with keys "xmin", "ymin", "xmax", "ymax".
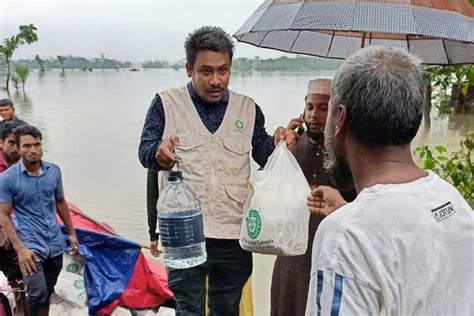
[{"xmin": 306, "ymin": 46, "xmax": 473, "ymax": 315}]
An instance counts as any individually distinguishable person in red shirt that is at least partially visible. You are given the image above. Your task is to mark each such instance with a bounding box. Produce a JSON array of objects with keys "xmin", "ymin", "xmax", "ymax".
[
  {"xmin": 0, "ymin": 125, "xmax": 21, "ymax": 172},
  {"xmin": 0, "ymin": 125, "xmax": 26, "ymax": 316}
]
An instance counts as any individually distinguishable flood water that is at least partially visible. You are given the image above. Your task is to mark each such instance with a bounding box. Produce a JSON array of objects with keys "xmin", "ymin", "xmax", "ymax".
[{"xmin": 3, "ymin": 69, "xmax": 473, "ymax": 315}]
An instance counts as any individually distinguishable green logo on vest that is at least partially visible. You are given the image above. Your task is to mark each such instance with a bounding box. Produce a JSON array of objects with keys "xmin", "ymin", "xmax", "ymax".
[
  {"xmin": 66, "ymin": 263, "xmax": 79, "ymax": 273},
  {"xmin": 235, "ymin": 120, "xmax": 245, "ymax": 130},
  {"xmin": 247, "ymin": 209, "xmax": 261, "ymax": 239},
  {"xmin": 74, "ymin": 279, "xmax": 85, "ymax": 290}
]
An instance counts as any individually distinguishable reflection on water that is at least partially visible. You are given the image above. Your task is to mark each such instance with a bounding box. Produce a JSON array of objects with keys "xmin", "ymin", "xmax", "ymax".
[{"xmin": 2, "ymin": 69, "xmax": 472, "ymax": 315}]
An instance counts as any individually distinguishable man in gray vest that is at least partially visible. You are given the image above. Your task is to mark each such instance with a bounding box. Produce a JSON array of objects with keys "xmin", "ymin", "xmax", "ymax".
[{"xmin": 138, "ymin": 26, "xmax": 296, "ymax": 315}]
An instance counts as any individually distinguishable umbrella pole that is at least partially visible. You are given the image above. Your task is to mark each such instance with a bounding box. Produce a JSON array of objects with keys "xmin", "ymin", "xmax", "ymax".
[{"xmin": 361, "ymin": 32, "xmax": 366, "ymax": 48}]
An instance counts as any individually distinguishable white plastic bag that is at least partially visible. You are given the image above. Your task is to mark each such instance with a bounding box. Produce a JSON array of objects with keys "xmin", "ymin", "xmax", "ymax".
[
  {"xmin": 54, "ymin": 253, "xmax": 88, "ymax": 308},
  {"xmin": 239, "ymin": 142, "xmax": 311, "ymax": 256}
]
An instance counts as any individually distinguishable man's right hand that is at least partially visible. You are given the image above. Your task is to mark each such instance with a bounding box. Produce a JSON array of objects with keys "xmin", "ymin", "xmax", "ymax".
[
  {"xmin": 287, "ymin": 118, "xmax": 305, "ymax": 132},
  {"xmin": 156, "ymin": 136, "xmax": 180, "ymax": 168},
  {"xmin": 150, "ymin": 240, "xmax": 162, "ymax": 257},
  {"xmin": 307, "ymin": 186, "xmax": 348, "ymax": 216},
  {"xmin": 17, "ymin": 247, "xmax": 38, "ymax": 276}
]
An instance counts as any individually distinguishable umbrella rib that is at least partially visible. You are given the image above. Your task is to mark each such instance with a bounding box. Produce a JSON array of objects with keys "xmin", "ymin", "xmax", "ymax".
[
  {"xmin": 406, "ymin": 34, "xmax": 410, "ymax": 53},
  {"xmin": 327, "ymin": 31, "xmax": 335, "ymax": 58},
  {"xmin": 441, "ymin": 39, "xmax": 452, "ymax": 65},
  {"xmin": 288, "ymin": 30, "xmax": 302, "ymax": 53},
  {"xmin": 258, "ymin": 31, "xmax": 270, "ymax": 48}
]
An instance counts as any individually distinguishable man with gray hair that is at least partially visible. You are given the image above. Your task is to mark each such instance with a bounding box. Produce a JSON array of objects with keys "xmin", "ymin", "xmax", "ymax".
[{"xmin": 306, "ymin": 46, "xmax": 473, "ymax": 315}]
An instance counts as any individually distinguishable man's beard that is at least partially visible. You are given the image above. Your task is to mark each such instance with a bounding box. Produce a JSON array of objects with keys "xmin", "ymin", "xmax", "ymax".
[
  {"xmin": 323, "ymin": 120, "xmax": 354, "ymax": 192},
  {"xmin": 5, "ymin": 152, "xmax": 20, "ymax": 164},
  {"xmin": 307, "ymin": 129, "xmax": 323, "ymax": 140}
]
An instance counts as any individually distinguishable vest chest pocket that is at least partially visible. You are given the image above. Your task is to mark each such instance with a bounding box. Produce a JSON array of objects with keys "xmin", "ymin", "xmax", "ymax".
[
  {"xmin": 174, "ymin": 134, "xmax": 206, "ymax": 163},
  {"xmin": 222, "ymin": 136, "xmax": 252, "ymax": 155},
  {"xmin": 221, "ymin": 136, "xmax": 252, "ymax": 177}
]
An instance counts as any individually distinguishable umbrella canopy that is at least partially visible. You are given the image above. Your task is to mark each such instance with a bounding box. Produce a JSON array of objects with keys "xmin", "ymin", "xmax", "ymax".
[{"xmin": 234, "ymin": 0, "xmax": 474, "ymax": 65}]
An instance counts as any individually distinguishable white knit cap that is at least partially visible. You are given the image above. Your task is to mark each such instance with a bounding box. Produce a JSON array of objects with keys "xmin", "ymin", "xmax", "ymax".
[{"xmin": 307, "ymin": 78, "xmax": 332, "ymax": 96}]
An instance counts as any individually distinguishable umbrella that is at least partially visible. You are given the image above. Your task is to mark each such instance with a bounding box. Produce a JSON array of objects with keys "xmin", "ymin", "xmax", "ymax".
[{"xmin": 234, "ymin": 0, "xmax": 474, "ymax": 65}]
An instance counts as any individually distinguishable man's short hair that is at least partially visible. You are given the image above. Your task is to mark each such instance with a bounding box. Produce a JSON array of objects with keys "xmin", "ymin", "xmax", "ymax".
[
  {"xmin": 330, "ymin": 45, "xmax": 425, "ymax": 146},
  {"xmin": 184, "ymin": 26, "xmax": 235, "ymax": 66},
  {"xmin": 0, "ymin": 99, "xmax": 14, "ymax": 108},
  {"xmin": 13, "ymin": 125, "xmax": 42, "ymax": 146},
  {"xmin": 1, "ymin": 124, "xmax": 16, "ymax": 141}
]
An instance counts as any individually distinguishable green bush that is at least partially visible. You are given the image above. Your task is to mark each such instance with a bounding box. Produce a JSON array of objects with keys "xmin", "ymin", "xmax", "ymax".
[
  {"xmin": 14, "ymin": 65, "xmax": 30, "ymax": 91},
  {"xmin": 11, "ymin": 74, "xmax": 20, "ymax": 90},
  {"xmin": 415, "ymin": 131, "xmax": 474, "ymax": 208}
]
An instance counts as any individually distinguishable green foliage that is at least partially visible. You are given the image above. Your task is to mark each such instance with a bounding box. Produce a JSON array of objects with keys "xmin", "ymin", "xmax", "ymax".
[
  {"xmin": 232, "ymin": 56, "xmax": 342, "ymax": 72},
  {"xmin": 142, "ymin": 59, "xmax": 185, "ymax": 69},
  {"xmin": 424, "ymin": 65, "xmax": 474, "ymax": 114},
  {"xmin": 142, "ymin": 56, "xmax": 342, "ymax": 72},
  {"xmin": 11, "ymin": 74, "xmax": 20, "ymax": 90},
  {"xmin": 415, "ymin": 131, "xmax": 474, "ymax": 208},
  {"xmin": 14, "ymin": 55, "xmax": 132, "ymax": 69},
  {"xmin": 57, "ymin": 55, "xmax": 66, "ymax": 70},
  {"xmin": 15, "ymin": 65, "xmax": 30, "ymax": 83},
  {"xmin": 14, "ymin": 65, "xmax": 30, "ymax": 92},
  {"xmin": 0, "ymin": 24, "xmax": 38, "ymax": 91},
  {"xmin": 142, "ymin": 60, "xmax": 171, "ymax": 68},
  {"xmin": 35, "ymin": 55, "xmax": 45, "ymax": 72},
  {"xmin": 435, "ymin": 100, "xmax": 452, "ymax": 115}
]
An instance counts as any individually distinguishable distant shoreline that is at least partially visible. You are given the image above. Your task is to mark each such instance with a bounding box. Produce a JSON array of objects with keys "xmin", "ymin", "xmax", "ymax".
[{"xmin": 7, "ymin": 55, "xmax": 342, "ymax": 72}]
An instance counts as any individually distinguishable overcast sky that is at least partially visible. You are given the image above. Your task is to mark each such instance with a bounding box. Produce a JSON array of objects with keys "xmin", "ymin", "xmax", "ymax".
[{"xmin": 1, "ymin": 0, "xmax": 289, "ymax": 62}]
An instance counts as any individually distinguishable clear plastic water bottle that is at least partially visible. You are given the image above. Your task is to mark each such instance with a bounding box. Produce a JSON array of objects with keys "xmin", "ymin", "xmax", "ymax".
[{"xmin": 157, "ymin": 170, "xmax": 207, "ymax": 269}]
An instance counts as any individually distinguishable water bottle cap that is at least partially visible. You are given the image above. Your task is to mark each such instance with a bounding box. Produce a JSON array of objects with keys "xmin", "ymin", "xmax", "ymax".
[{"xmin": 168, "ymin": 170, "xmax": 183, "ymax": 181}]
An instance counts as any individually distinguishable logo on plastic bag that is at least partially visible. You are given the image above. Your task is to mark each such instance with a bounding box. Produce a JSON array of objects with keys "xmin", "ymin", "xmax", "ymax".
[
  {"xmin": 74, "ymin": 279, "xmax": 85, "ymax": 290},
  {"xmin": 246, "ymin": 209, "xmax": 261, "ymax": 239},
  {"xmin": 66, "ymin": 263, "xmax": 79, "ymax": 273}
]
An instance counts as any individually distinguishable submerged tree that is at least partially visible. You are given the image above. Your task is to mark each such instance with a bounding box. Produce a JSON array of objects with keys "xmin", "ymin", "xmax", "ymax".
[
  {"xmin": 57, "ymin": 55, "xmax": 66, "ymax": 72},
  {"xmin": 11, "ymin": 74, "xmax": 20, "ymax": 90},
  {"xmin": 35, "ymin": 54, "xmax": 45, "ymax": 72},
  {"xmin": 0, "ymin": 24, "xmax": 38, "ymax": 92},
  {"xmin": 15, "ymin": 65, "xmax": 30, "ymax": 92},
  {"xmin": 425, "ymin": 65, "xmax": 474, "ymax": 115}
]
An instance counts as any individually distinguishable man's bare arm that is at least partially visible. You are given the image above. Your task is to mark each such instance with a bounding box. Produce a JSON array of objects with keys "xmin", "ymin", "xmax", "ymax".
[
  {"xmin": 0, "ymin": 203, "xmax": 26, "ymax": 251},
  {"xmin": 0, "ymin": 203, "xmax": 38, "ymax": 275},
  {"xmin": 56, "ymin": 198, "xmax": 79, "ymax": 252}
]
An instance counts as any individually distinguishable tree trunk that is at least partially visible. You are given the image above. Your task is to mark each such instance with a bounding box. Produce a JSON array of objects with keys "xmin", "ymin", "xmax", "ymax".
[
  {"xmin": 5, "ymin": 59, "xmax": 10, "ymax": 93},
  {"xmin": 423, "ymin": 78, "xmax": 432, "ymax": 129},
  {"xmin": 451, "ymin": 84, "xmax": 466, "ymax": 114}
]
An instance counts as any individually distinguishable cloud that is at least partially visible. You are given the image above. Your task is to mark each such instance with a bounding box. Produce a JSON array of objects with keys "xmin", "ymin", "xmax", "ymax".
[{"xmin": 1, "ymin": 0, "xmax": 289, "ymax": 61}]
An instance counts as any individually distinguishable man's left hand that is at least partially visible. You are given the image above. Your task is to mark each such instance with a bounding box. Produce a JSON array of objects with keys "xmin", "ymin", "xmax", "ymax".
[{"xmin": 273, "ymin": 127, "xmax": 299, "ymax": 151}]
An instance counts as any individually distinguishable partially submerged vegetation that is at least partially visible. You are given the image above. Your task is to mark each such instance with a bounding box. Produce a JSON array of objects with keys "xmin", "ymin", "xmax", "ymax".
[
  {"xmin": 415, "ymin": 131, "xmax": 474, "ymax": 208},
  {"xmin": 13, "ymin": 55, "xmax": 132, "ymax": 70}
]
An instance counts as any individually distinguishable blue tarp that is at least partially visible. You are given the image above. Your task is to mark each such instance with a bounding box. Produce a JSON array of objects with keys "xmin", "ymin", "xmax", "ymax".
[{"xmin": 62, "ymin": 227, "xmax": 141, "ymax": 315}]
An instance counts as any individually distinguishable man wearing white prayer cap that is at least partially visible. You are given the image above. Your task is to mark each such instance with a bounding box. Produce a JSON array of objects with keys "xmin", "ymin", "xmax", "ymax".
[
  {"xmin": 303, "ymin": 78, "xmax": 332, "ymax": 136},
  {"xmin": 270, "ymin": 78, "xmax": 356, "ymax": 316}
]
